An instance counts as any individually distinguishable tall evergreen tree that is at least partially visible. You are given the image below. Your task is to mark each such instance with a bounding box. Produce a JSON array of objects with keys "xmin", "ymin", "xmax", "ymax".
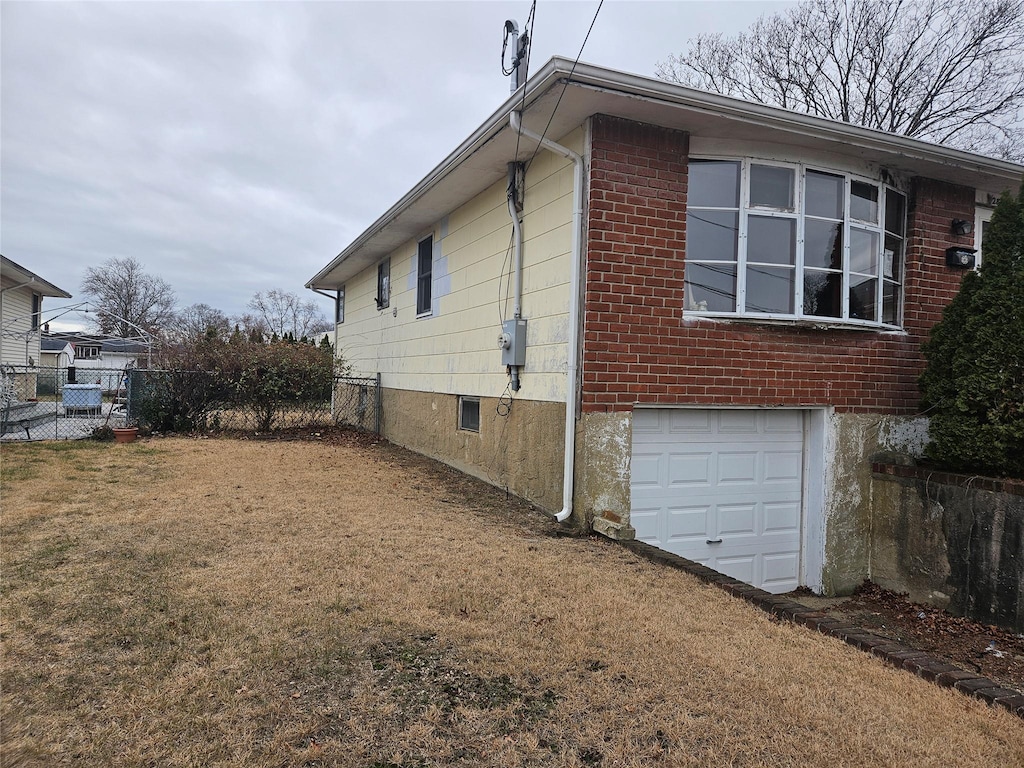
[{"xmin": 920, "ymin": 185, "xmax": 1024, "ymax": 477}]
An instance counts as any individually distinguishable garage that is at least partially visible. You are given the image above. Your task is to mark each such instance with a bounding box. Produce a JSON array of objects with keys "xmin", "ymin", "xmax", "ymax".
[{"xmin": 630, "ymin": 408, "xmax": 805, "ymax": 594}]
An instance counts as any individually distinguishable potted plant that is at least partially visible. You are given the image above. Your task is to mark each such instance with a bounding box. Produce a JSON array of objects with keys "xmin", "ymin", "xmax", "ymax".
[{"xmin": 112, "ymin": 420, "xmax": 139, "ymax": 444}]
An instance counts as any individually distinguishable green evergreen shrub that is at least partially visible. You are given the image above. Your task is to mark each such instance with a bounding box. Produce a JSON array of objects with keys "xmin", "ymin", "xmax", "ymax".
[{"xmin": 919, "ymin": 185, "xmax": 1024, "ymax": 477}]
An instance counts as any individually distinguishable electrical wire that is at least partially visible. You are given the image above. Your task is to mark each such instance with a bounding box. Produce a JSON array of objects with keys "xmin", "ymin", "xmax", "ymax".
[
  {"xmin": 497, "ymin": 379, "xmax": 514, "ymax": 418},
  {"xmin": 524, "ymin": 0, "xmax": 604, "ymax": 171},
  {"xmin": 497, "ymin": 230, "xmax": 514, "ymax": 324},
  {"xmin": 509, "ymin": 0, "xmax": 537, "ymax": 169}
]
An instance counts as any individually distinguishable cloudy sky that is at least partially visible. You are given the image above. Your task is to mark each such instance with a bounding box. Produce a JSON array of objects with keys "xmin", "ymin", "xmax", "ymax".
[{"xmin": 2, "ymin": 0, "xmax": 792, "ymax": 330}]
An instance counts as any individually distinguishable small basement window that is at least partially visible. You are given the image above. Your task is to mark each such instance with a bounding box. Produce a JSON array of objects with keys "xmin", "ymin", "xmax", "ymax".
[{"xmin": 458, "ymin": 396, "xmax": 480, "ymax": 432}]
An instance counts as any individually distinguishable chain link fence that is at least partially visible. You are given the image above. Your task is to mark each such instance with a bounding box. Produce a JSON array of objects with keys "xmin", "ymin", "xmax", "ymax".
[
  {"xmin": 2, "ymin": 364, "xmax": 380, "ymax": 441},
  {"xmin": 1, "ymin": 363, "xmax": 131, "ymax": 441},
  {"xmin": 332, "ymin": 374, "xmax": 381, "ymax": 433}
]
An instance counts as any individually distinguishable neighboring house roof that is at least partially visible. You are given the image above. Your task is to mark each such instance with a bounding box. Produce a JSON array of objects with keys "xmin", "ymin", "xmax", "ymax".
[
  {"xmin": 41, "ymin": 332, "xmax": 149, "ymax": 355},
  {"xmin": 1, "ymin": 255, "xmax": 72, "ymax": 298},
  {"xmin": 308, "ymin": 57, "xmax": 1024, "ymax": 291}
]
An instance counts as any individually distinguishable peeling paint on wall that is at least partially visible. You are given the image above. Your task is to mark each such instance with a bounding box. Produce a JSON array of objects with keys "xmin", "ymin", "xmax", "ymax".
[
  {"xmin": 577, "ymin": 411, "xmax": 634, "ymax": 538},
  {"xmin": 876, "ymin": 416, "xmax": 930, "ymax": 458},
  {"xmin": 821, "ymin": 413, "xmax": 875, "ymax": 595}
]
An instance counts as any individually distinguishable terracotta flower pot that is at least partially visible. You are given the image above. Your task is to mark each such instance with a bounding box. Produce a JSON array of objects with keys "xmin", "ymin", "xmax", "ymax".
[{"xmin": 113, "ymin": 427, "xmax": 139, "ymax": 444}]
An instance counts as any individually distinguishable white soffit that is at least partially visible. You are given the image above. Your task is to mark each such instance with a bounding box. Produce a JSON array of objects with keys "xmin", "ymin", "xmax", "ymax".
[{"xmin": 308, "ymin": 58, "xmax": 1024, "ymax": 290}]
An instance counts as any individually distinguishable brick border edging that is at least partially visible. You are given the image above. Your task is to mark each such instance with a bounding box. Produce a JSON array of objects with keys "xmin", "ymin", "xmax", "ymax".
[{"xmin": 619, "ymin": 539, "xmax": 1024, "ymax": 719}]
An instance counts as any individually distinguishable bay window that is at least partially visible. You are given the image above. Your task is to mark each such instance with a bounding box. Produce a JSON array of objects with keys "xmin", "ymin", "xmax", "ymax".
[{"xmin": 685, "ymin": 159, "xmax": 906, "ymax": 327}]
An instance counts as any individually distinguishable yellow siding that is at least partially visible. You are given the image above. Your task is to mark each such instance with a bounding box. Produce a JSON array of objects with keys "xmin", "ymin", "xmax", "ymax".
[
  {"xmin": 337, "ymin": 129, "xmax": 581, "ymax": 403},
  {"xmin": 0, "ymin": 280, "xmax": 40, "ymax": 366}
]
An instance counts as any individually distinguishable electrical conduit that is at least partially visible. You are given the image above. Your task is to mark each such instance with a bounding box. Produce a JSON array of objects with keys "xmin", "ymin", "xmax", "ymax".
[{"xmin": 509, "ymin": 110, "xmax": 583, "ymax": 524}]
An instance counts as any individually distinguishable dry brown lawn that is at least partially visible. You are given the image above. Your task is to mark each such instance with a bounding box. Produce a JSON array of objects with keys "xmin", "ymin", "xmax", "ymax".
[{"xmin": 1, "ymin": 434, "xmax": 1022, "ymax": 767}]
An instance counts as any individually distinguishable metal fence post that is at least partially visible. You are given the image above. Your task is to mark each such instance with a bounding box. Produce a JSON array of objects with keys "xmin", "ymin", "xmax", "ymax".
[{"xmin": 375, "ymin": 372, "xmax": 382, "ymax": 435}]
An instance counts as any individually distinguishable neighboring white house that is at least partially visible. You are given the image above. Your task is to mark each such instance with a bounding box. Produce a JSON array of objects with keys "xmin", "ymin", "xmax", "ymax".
[
  {"xmin": 1, "ymin": 255, "xmax": 73, "ymax": 368},
  {"xmin": 40, "ymin": 332, "xmax": 149, "ymax": 392}
]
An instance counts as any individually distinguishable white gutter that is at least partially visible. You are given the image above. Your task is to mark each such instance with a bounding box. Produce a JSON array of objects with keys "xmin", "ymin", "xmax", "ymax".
[{"xmin": 510, "ymin": 110, "xmax": 583, "ymax": 524}]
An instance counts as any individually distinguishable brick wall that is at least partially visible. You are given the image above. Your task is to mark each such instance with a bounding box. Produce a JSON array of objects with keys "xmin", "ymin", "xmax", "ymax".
[{"xmin": 582, "ymin": 114, "xmax": 976, "ymax": 414}]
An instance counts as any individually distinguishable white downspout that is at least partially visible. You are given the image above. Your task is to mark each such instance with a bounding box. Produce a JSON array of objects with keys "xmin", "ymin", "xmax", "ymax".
[
  {"xmin": 509, "ymin": 110, "xmax": 583, "ymax": 524},
  {"xmin": 507, "ymin": 186, "xmax": 524, "ymax": 319}
]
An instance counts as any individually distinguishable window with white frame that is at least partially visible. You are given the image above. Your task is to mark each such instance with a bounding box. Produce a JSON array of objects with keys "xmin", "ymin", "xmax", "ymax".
[
  {"xmin": 685, "ymin": 159, "xmax": 906, "ymax": 326},
  {"xmin": 975, "ymin": 206, "xmax": 993, "ymax": 268},
  {"xmin": 75, "ymin": 344, "xmax": 100, "ymax": 359},
  {"xmin": 375, "ymin": 259, "xmax": 390, "ymax": 309},
  {"xmin": 416, "ymin": 236, "xmax": 433, "ymax": 316}
]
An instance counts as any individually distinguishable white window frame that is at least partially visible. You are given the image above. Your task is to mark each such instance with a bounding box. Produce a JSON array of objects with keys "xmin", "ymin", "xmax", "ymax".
[
  {"xmin": 375, "ymin": 259, "xmax": 390, "ymax": 310},
  {"xmin": 685, "ymin": 157, "xmax": 906, "ymax": 328},
  {"xmin": 975, "ymin": 206, "xmax": 994, "ymax": 269},
  {"xmin": 416, "ymin": 235, "xmax": 433, "ymax": 317}
]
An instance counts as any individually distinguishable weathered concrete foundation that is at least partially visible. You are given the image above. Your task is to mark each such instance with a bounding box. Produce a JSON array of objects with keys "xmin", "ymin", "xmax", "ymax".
[
  {"xmin": 576, "ymin": 411, "xmax": 634, "ymax": 539},
  {"xmin": 379, "ymin": 388, "xmax": 566, "ymax": 513},
  {"xmin": 871, "ymin": 465, "xmax": 1024, "ymax": 632},
  {"xmin": 821, "ymin": 413, "xmax": 930, "ymax": 596}
]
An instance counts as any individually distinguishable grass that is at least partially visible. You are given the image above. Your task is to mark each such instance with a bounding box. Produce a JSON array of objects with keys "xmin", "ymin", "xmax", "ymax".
[{"xmin": 2, "ymin": 435, "xmax": 1023, "ymax": 767}]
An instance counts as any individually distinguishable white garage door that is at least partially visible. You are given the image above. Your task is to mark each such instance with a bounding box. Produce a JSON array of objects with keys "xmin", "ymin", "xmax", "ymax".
[{"xmin": 631, "ymin": 409, "xmax": 804, "ymax": 594}]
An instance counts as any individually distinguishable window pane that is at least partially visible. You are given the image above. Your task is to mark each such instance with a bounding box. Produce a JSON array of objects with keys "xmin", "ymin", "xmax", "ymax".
[
  {"xmin": 459, "ymin": 398, "xmax": 480, "ymax": 432},
  {"xmin": 377, "ymin": 259, "xmax": 390, "ymax": 308},
  {"xmin": 746, "ymin": 266, "xmax": 794, "ymax": 314},
  {"xmin": 417, "ymin": 277, "xmax": 431, "ymax": 315},
  {"xmin": 685, "ymin": 263, "xmax": 736, "ymax": 312},
  {"xmin": 747, "ymin": 216, "xmax": 795, "ymax": 265},
  {"xmin": 750, "ymin": 165, "xmax": 794, "ymax": 210},
  {"xmin": 883, "ymin": 234, "xmax": 902, "ymax": 280},
  {"xmin": 851, "ymin": 181, "xmax": 879, "ymax": 223},
  {"xmin": 417, "ymin": 237, "xmax": 433, "ymax": 314},
  {"xmin": 805, "ymin": 171, "xmax": 844, "ymax": 219},
  {"xmin": 687, "ymin": 210, "xmax": 738, "ymax": 261},
  {"xmin": 688, "ymin": 160, "xmax": 740, "ymax": 208},
  {"xmin": 849, "ymin": 275, "xmax": 878, "ymax": 321},
  {"xmin": 850, "ymin": 229, "xmax": 879, "ymax": 275},
  {"xmin": 803, "ymin": 270, "xmax": 842, "ymax": 318},
  {"xmin": 804, "ymin": 219, "xmax": 843, "ymax": 269},
  {"xmin": 885, "ymin": 189, "xmax": 906, "ymax": 236},
  {"xmin": 882, "ymin": 281, "xmax": 900, "ymax": 324}
]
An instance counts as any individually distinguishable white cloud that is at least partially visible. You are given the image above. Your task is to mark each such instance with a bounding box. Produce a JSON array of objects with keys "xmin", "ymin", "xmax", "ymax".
[{"xmin": 1, "ymin": 0, "xmax": 793, "ymax": 328}]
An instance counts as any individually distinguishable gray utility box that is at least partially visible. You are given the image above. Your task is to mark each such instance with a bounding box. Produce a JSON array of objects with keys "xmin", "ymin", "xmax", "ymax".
[{"xmin": 500, "ymin": 318, "xmax": 527, "ymax": 367}]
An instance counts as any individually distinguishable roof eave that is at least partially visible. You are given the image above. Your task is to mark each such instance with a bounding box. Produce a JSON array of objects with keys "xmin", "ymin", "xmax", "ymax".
[
  {"xmin": 306, "ymin": 58, "xmax": 583, "ymax": 290},
  {"xmin": 1, "ymin": 255, "xmax": 73, "ymax": 298},
  {"xmin": 308, "ymin": 58, "xmax": 1024, "ymax": 290}
]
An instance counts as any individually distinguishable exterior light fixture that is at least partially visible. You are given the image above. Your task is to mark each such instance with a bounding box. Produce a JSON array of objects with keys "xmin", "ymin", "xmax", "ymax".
[{"xmin": 951, "ymin": 218, "xmax": 973, "ymax": 236}]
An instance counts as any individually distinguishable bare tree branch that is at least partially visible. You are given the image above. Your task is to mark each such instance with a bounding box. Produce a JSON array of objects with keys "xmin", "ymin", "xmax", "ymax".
[
  {"xmin": 171, "ymin": 303, "xmax": 232, "ymax": 342},
  {"xmin": 656, "ymin": 0, "xmax": 1024, "ymax": 160},
  {"xmin": 246, "ymin": 289, "xmax": 330, "ymax": 340},
  {"xmin": 80, "ymin": 257, "xmax": 176, "ymax": 338}
]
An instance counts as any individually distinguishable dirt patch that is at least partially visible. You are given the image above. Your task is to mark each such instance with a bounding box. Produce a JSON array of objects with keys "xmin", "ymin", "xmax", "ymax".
[{"xmin": 791, "ymin": 582, "xmax": 1024, "ymax": 690}]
